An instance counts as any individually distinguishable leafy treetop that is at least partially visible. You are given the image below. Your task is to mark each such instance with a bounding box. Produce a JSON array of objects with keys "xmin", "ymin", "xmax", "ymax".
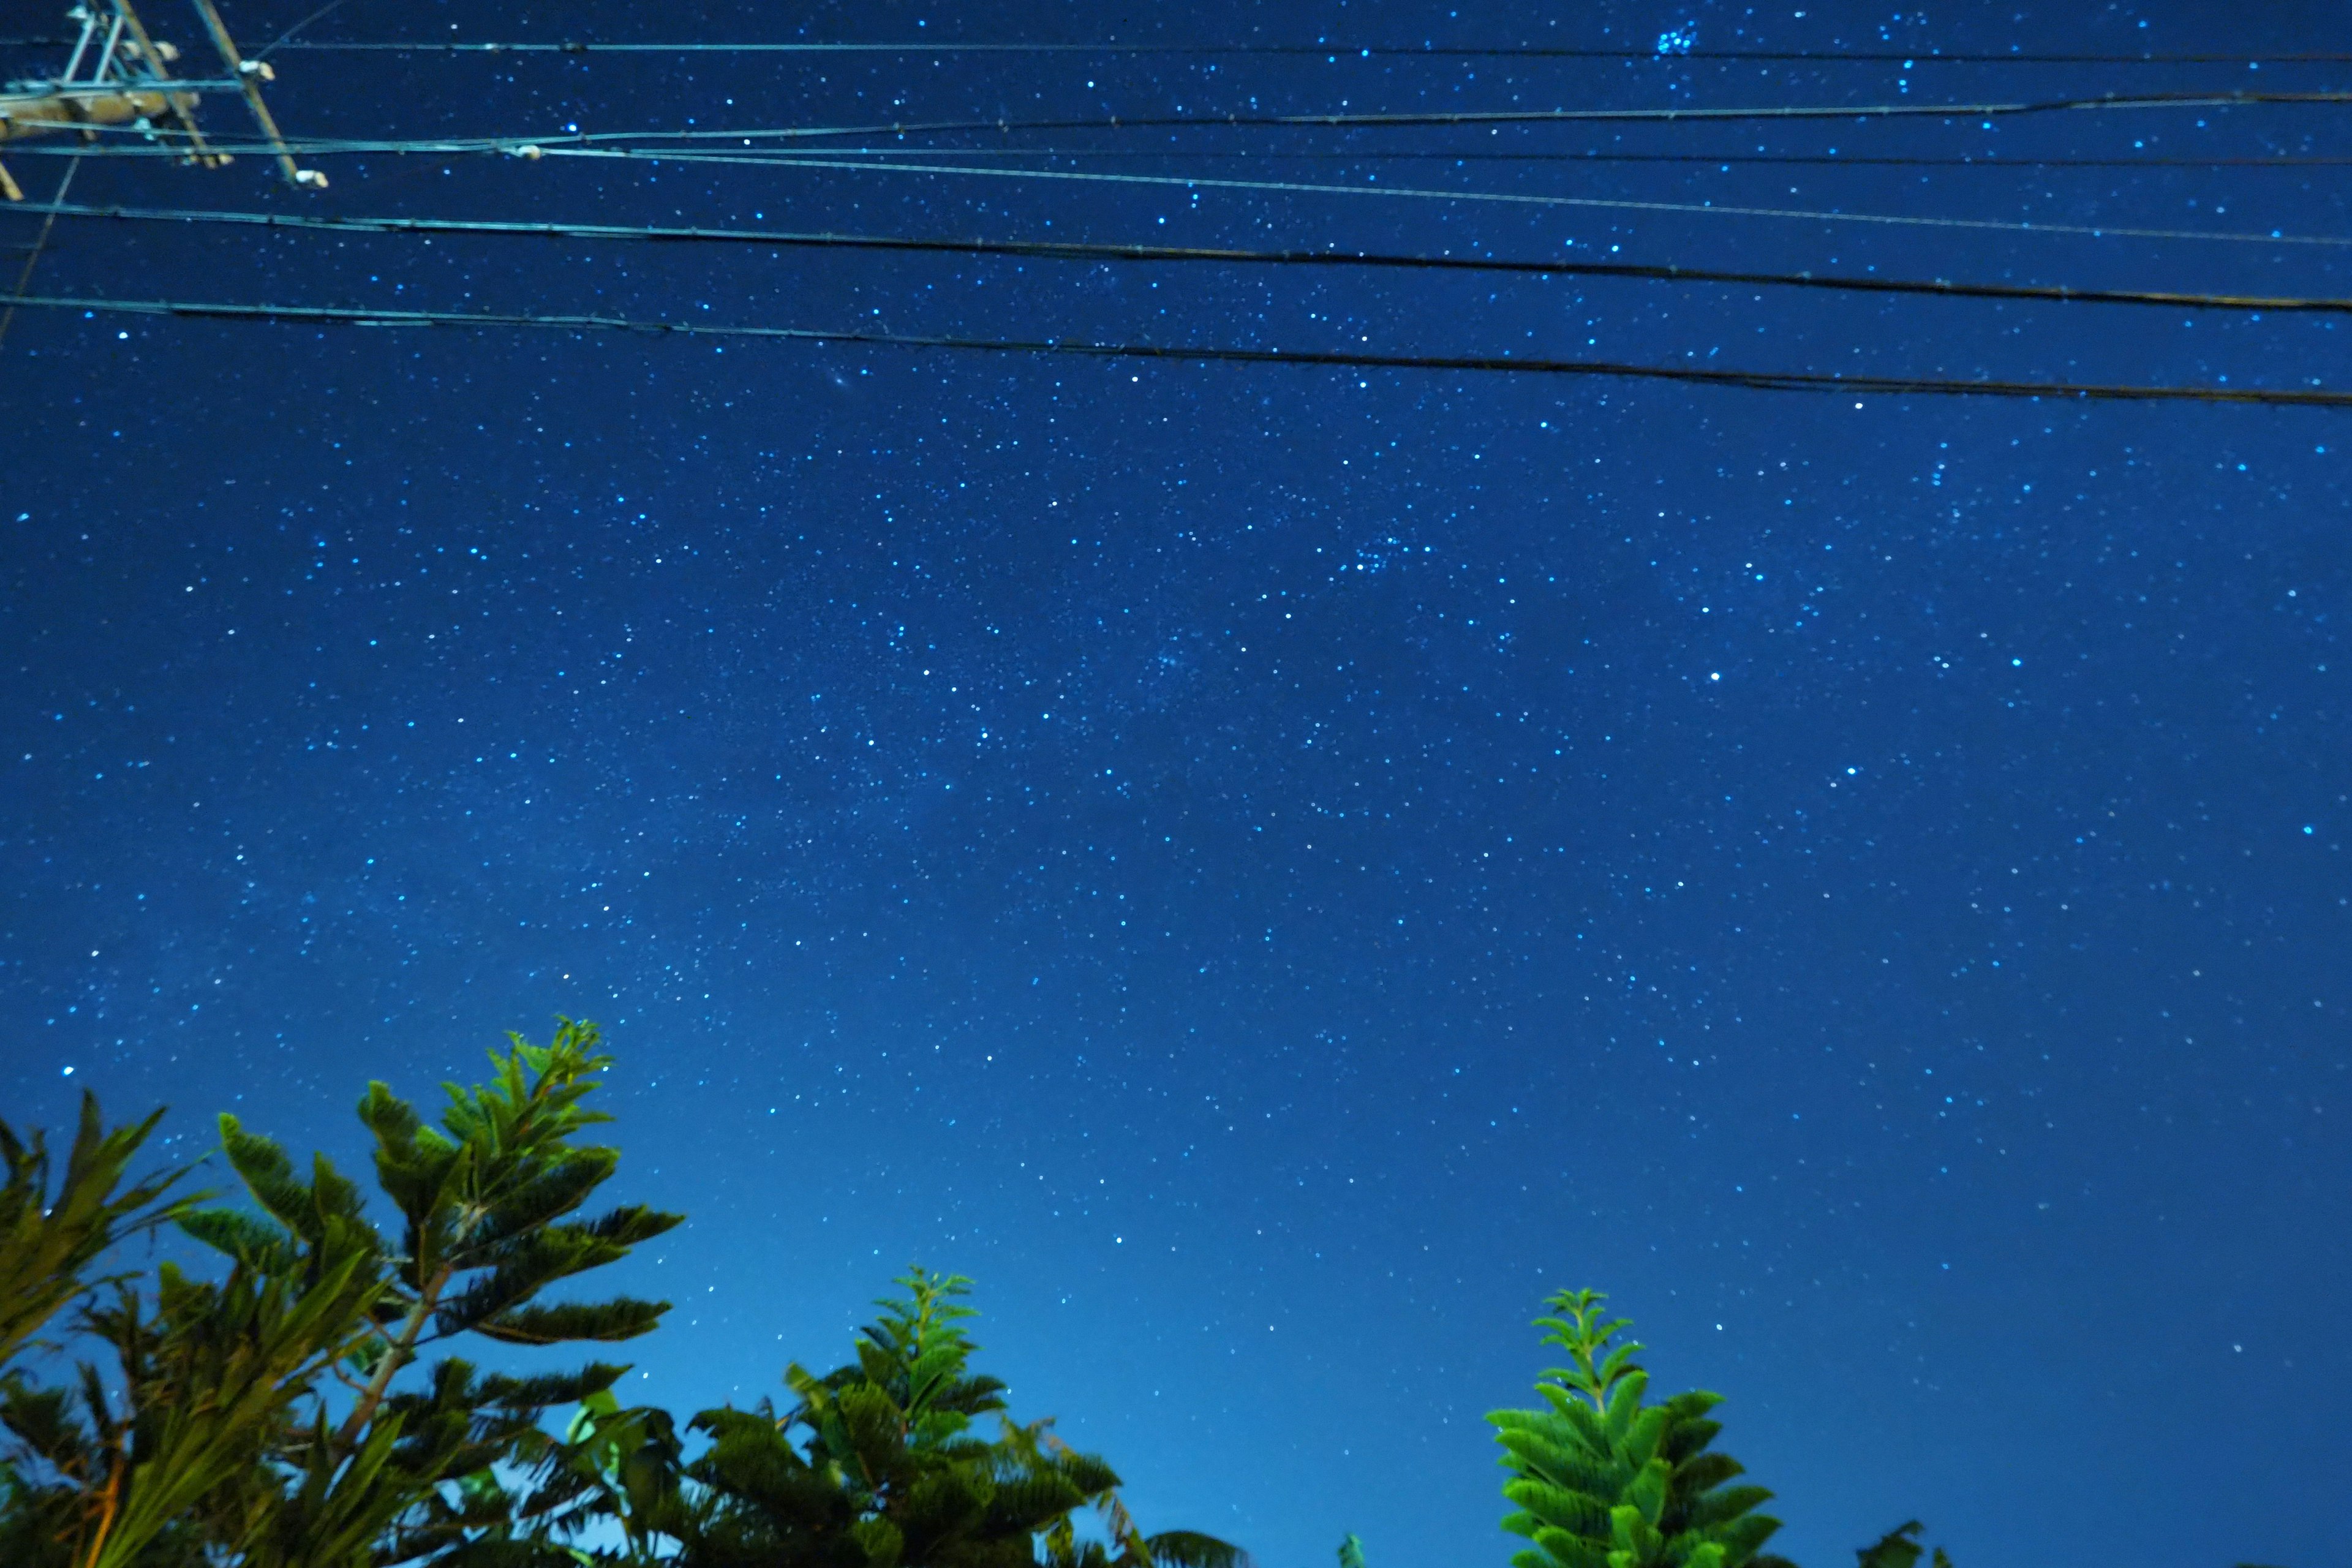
[
  {"xmin": 1488, "ymin": 1287, "xmax": 1793, "ymax": 1568},
  {"xmin": 1, "ymin": 1022, "xmax": 681, "ymax": 1568}
]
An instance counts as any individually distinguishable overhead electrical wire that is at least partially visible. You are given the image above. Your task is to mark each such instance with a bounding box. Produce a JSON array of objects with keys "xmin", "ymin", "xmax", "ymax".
[
  {"xmin": 23, "ymin": 140, "xmax": 2325, "ymax": 247},
  {"xmin": 554, "ymin": 146, "xmax": 2352, "ymax": 170},
  {"xmin": 18, "ymin": 138, "xmax": 2316, "ymax": 247},
  {"xmin": 3, "ymin": 31, "xmax": 2331, "ymax": 412},
  {"xmin": 323, "ymin": 87, "xmax": 2352, "ymax": 131},
  {"xmin": 34, "ymin": 201, "xmax": 2350, "ymax": 316},
  {"xmin": 6, "ymin": 289, "xmax": 2340, "ymax": 406},
  {"xmin": 12, "ymin": 128, "xmax": 2340, "ymax": 173},
  {"xmin": 715, "ymin": 88, "xmax": 2352, "ymax": 129},
  {"xmin": 10, "ymin": 89, "xmax": 2333, "ymax": 254},
  {"xmin": 12, "ymin": 32, "xmax": 2351, "ymax": 66},
  {"xmin": 526, "ymin": 146, "xmax": 2352, "ymax": 248},
  {"xmin": 13, "ymin": 81, "xmax": 2339, "ymax": 195},
  {"xmin": 262, "ymin": 40, "xmax": 2352, "ymax": 66},
  {"xmin": 8, "ymin": 88, "xmax": 2339, "ymax": 161}
]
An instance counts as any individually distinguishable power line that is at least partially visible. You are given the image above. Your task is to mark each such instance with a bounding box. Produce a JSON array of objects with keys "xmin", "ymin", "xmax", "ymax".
[
  {"xmin": 10, "ymin": 87, "xmax": 2335, "ymax": 162},
  {"xmin": 15, "ymin": 32, "xmax": 2351, "ymax": 66},
  {"xmin": 331, "ymin": 88, "xmax": 2352, "ymax": 134},
  {"xmin": 13, "ymin": 129, "xmax": 2343, "ymax": 173},
  {"xmin": 18, "ymin": 130, "xmax": 2320, "ymax": 246},
  {"xmin": 557, "ymin": 146, "xmax": 2352, "ymax": 172},
  {"xmin": 251, "ymin": 0, "xmax": 356, "ymax": 62},
  {"xmin": 36, "ymin": 201, "xmax": 2350, "ymax": 316},
  {"xmin": 896, "ymin": 89, "xmax": 2352, "ymax": 129},
  {"xmin": 532, "ymin": 146, "xmax": 2352, "ymax": 248},
  {"xmin": 7, "ymin": 289, "xmax": 2341, "ymax": 405},
  {"xmin": 14, "ymin": 81, "xmax": 2337, "ymax": 172},
  {"xmin": 264, "ymin": 39, "xmax": 2352, "ymax": 66}
]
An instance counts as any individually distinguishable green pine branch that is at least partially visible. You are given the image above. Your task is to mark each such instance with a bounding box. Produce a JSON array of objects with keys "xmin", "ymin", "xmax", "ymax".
[
  {"xmin": 1488, "ymin": 1287, "xmax": 1786, "ymax": 1568},
  {"xmin": 0, "ymin": 1095, "xmax": 199, "ymax": 1372}
]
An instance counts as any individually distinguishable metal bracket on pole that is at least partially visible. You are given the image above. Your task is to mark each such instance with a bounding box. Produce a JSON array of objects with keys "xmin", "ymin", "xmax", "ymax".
[
  {"xmin": 0, "ymin": 1, "xmax": 226, "ymax": 186},
  {"xmin": 186, "ymin": 0, "xmax": 325, "ymax": 187}
]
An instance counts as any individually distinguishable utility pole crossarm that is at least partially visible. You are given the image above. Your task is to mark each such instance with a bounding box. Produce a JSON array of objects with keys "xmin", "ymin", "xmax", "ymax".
[
  {"xmin": 0, "ymin": 1, "xmax": 323, "ymax": 195},
  {"xmin": 0, "ymin": 80, "xmax": 183, "ymax": 141},
  {"xmin": 0, "ymin": 0, "xmax": 222, "ymax": 198}
]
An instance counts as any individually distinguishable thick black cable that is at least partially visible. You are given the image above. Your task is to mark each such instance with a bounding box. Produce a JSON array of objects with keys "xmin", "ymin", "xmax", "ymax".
[
  {"xmin": 4, "ymin": 290, "xmax": 2340, "ymax": 406},
  {"xmin": 34, "ymin": 201, "xmax": 2350, "ymax": 316}
]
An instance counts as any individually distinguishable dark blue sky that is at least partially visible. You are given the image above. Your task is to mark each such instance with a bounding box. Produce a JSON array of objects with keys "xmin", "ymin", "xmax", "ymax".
[{"xmin": 3, "ymin": 2, "xmax": 2346, "ymax": 1565}]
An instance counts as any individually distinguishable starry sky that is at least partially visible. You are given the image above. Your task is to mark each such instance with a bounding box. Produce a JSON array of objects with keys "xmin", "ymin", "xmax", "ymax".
[{"xmin": 2, "ymin": 1, "xmax": 2347, "ymax": 1565}]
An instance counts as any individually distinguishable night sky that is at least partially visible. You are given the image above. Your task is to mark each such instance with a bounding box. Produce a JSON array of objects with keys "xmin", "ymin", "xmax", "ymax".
[{"xmin": 3, "ymin": 2, "xmax": 2347, "ymax": 1566}]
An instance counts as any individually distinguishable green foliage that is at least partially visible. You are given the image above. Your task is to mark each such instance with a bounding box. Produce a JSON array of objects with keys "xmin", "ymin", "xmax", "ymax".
[
  {"xmin": 214, "ymin": 1020, "xmax": 679, "ymax": 1566},
  {"xmin": 682, "ymin": 1268, "xmax": 1096, "ymax": 1567},
  {"xmin": 1855, "ymin": 1521, "xmax": 1953, "ymax": 1568},
  {"xmin": 0, "ymin": 1214, "xmax": 385, "ymax": 1568},
  {"xmin": 0, "ymin": 1094, "xmax": 197, "ymax": 1371},
  {"xmin": 0, "ymin": 1021, "xmax": 677, "ymax": 1568},
  {"xmin": 532, "ymin": 1268, "xmax": 1245, "ymax": 1568},
  {"xmin": 0, "ymin": 1022, "xmax": 2024, "ymax": 1568},
  {"xmin": 1487, "ymin": 1288, "xmax": 1793, "ymax": 1568},
  {"xmin": 322, "ymin": 1019, "xmax": 680, "ymax": 1384},
  {"xmin": 516, "ymin": 1384, "xmax": 689, "ymax": 1564}
]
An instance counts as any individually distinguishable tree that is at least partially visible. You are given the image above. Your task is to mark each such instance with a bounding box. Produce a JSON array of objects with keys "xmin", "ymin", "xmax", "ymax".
[
  {"xmin": 0, "ymin": 1022, "xmax": 681, "ymax": 1568},
  {"xmin": 0, "ymin": 1182, "xmax": 386, "ymax": 1568},
  {"xmin": 198, "ymin": 1020, "xmax": 684, "ymax": 1567},
  {"xmin": 9, "ymin": 1027, "xmax": 2034, "ymax": 1568},
  {"xmin": 552, "ymin": 1268, "xmax": 1246, "ymax": 1568},
  {"xmin": 1487, "ymin": 1288, "xmax": 1794, "ymax": 1568},
  {"xmin": 0, "ymin": 1094, "xmax": 197, "ymax": 1372},
  {"xmin": 1853, "ymin": 1521, "xmax": 1953, "ymax": 1568}
]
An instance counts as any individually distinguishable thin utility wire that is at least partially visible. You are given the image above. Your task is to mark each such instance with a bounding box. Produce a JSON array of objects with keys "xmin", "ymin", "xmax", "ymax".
[
  {"xmin": 267, "ymin": 40, "xmax": 2352, "ymax": 65},
  {"xmin": 9, "ymin": 87, "xmax": 2334, "ymax": 160},
  {"xmin": 6, "ymin": 289, "xmax": 2340, "ymax": 405},
  {"xmin": 254, "ymin": 0, "xmax": 355, "ymax": 61},
  {"xmin": 335, "ymin": 88, "xmax": 2352, "ymax": 133},
  {"xmin": 1205, "ymin": 88, "xmax": 2352, "ymax": 126},
  {"xmin": 18, "ymin": 128, "xmax": 2324, "ymax": 246},
  {"xmin": 14, "ymin": 129, "xmax": 2342, "ymax": 172},
  {"xmin": 539, "ymin": 145, "xmax": 2352, "ymax": 247},
  {"xmin": 37, "ymin": 201, "xmax": 2351, "ymax": 315},
  {"xmin": 628, "ymin": 146, "xmax": 2352, "ymax": 170},
  {"xmin": 11, "ymin": 31, "xmax": 2348, "ymax": 66}
]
